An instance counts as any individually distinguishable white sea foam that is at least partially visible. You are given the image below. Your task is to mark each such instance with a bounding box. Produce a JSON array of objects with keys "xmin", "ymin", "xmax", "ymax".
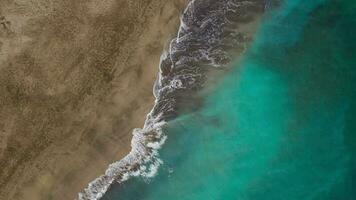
[{"xmin": 78, "ymin": 123, "xmax": 167, "ymax": 200}]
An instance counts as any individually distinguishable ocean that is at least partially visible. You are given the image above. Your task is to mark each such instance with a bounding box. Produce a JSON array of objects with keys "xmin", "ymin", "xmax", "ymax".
[{"xmin": 101, "ymin": 0, "xmax": 356, "ymax": 199}]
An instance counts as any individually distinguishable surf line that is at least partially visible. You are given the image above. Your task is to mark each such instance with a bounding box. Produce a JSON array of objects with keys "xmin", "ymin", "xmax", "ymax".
[{"xmin": 78, "ymin": 0, "xmax": 266, "ymax": 199}]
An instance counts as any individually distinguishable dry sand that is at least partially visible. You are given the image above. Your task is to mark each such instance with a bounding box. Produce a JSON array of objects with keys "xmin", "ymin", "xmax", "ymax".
[{"xmin": 0, "ymin": 0, "xmax": 187, "ymax": 199}]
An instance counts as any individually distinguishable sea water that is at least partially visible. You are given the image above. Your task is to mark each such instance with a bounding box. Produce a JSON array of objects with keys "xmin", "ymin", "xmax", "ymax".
[{"xmin": 103, "ymin": 0, "xmax": 356, "ymax": 199}]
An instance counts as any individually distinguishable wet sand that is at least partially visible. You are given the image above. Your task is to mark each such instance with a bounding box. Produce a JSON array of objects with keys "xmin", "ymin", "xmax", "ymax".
[{"xmin": 0, "ymin": 0, "xmax": 187, "ymax": 199}]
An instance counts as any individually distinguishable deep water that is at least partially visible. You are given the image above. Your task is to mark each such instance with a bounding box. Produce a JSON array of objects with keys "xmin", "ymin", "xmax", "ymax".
[{"xmin": 103, "ymin": 0, "xmax": 356, "ymax": 199}]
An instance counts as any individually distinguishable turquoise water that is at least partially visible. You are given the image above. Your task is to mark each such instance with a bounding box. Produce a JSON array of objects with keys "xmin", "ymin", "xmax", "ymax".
[{"xmin": 103, "ymin": 0, "xmax": 356, "ymax": 199}]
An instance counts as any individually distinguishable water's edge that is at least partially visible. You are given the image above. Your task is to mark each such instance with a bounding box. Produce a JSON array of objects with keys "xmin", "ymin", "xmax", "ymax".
[{"xmin": 78, "ymin": 1, "xmax": 266, "ymax": 199}]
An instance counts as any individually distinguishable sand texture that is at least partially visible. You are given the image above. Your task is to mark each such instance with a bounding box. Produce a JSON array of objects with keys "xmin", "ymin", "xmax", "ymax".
[{"xmin": 0, "ymin": 0, "xmax": 187, "ymax": 199}]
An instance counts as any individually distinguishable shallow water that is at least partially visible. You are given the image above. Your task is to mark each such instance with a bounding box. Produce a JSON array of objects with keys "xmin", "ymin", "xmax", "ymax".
[{"xmin": 103, "ymin": 0, "xmax": 356, "ymax": 199}]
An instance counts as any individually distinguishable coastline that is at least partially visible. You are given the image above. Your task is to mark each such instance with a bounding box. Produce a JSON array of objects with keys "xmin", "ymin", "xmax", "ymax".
[
  {"xmin": 80, "ymin": 0, "xmax": 266, "ymax": 199},
  {"xmin": 95, "ymin": 0, "xmax": 356, "ymax": 199},
  {"xmin": 0, "ymin": 1, "xmax": 187, "ymax": 200}
]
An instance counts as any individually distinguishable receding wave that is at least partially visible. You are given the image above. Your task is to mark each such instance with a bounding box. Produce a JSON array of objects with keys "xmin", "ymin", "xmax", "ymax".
[{"xmin": 78, "ymin": 0, "xmax": 265, "ymax": 199}]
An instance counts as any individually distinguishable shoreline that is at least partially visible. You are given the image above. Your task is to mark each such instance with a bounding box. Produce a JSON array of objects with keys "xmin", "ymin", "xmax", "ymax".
[
  {"xmin": 0, "ymin": 1, "xmax": 187, "ymax": 200},
  {"xmin": 80, "ymin": 0, "xmax": 266, "ymax": 199}
]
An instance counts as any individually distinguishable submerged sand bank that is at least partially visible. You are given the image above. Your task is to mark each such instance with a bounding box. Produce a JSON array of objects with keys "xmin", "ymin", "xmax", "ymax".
[{"xmin": 0, "ymin": 0, "xmax": 186, "ymax": 199}]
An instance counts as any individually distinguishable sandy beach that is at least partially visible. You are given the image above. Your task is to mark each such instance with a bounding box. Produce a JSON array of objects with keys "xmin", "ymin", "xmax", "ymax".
[{"xmin": 0, "ymin": 0, "xmax": 186, "ymax": 199}]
